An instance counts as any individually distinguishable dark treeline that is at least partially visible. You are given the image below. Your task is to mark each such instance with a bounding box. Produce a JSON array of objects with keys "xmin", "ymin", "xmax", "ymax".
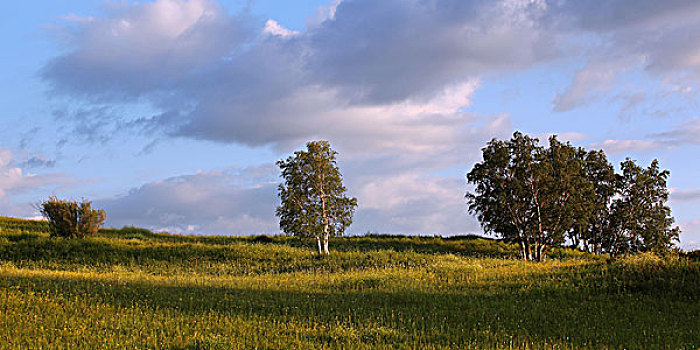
[{"xmin": 467, "ymin": 131, "xmax": 679, "ymax": 262}]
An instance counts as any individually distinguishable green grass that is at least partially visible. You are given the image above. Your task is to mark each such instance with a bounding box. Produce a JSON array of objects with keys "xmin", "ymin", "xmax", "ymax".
[{"xmin": 0, "ymin": 217, "xmax": 698, "ymax": 349}]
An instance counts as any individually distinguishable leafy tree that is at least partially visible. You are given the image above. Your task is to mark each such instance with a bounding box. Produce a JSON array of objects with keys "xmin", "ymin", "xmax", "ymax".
[
  {"xmin": 605, "ymin": 159, "xmax": 680, "ymax": 255},
  {"xmin": 39, "ymin": 197, "xmax": 106, "ymax": 239},
  {"xmin": 276, "ymin": 140, "xmax": 357, "ymax": 255},
  {"xmin": 466, "ymin": 132, "xmax": 588, "ymax": 261},
  {"xmin": 570, "ymin": 149, "xmax": 618, "ymax": 254},
  {"xmin": 467, "ymin": 132, "xmax": 681, "ymax": 260}
]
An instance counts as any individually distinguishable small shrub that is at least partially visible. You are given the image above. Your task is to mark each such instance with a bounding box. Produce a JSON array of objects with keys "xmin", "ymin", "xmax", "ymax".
[
  {"xmin": 39, "ymin": 197, "xmax": 106, "ymax": 239},
  {"xmin": 252, "ymin": 235, "xmax": 275, "ymax": 244}
]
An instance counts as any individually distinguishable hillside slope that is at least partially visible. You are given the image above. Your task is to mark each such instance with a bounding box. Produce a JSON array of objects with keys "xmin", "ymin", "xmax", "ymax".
[{"xmin": 0, "ymin": 217, "xmax": 698, "ymax": 349}]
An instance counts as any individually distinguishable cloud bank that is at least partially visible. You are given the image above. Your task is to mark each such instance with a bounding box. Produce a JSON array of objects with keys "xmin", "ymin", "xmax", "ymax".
[
  {"xmin": 41, "ymin": 0, "xmax": 553, "ymax": 148},
  {"xmin": 42, "ymin": 0, "xmax": 700, "ymax": 148},
  {"xmin": 38, "ymin": 0, "xmax": 700, "ymax": 237},
  {"xmin": 97, "ymin": 166, "xmax": 280, "ymax": 234}
]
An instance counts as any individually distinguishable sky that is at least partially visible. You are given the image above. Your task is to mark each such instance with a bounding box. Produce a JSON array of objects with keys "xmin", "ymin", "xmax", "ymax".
[{"xmin": 1, "ymin": 0, "xmax": 699, "ymax": 250}]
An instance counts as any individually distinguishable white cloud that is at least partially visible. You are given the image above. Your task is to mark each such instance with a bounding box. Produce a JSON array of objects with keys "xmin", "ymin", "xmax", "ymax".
[
  {"xmin": 0, "ymin": 148, "xmax": 12, "ymax": 169},
  {"xmin": 41, "ymin": 0, "xmax": 700, "ymax": 145},
  {"xmin": 649, "ymin": 118, "xmax": 700, "ymax": 146},
  {"xmin": 263, "ymin": 19, "xmax": 299, "ymax": 37},
  {"xmin": 553, "ymin": 58, "xmax": 638, "ymax": 112},
  {"xmin": 0, "ymin": 147, "xmax": 75, "ymax": 205},
  {"xmin": 42, "ymin": 0, "xmax": 255, "ymax": 100},
  {"xmin": 350, "ymin": 173, "xmax": 479, "ymax": 235},
  {"xmin": 670, "ymin": 188, "xmax": 700, "ymax": 203},
  {"xmin": 584, "ymin": 118, "xmax": 700, "ymax": 156},
  {"xmin": 42, "ymin": 0, "xmax": 554, "ymax": 149},
  {"xmin": 42, "ymin": 0, "xmax": 700, "ymax": 152},
  {"xmin": 306, "ymin": 0, "xmax": 555, "ymax": 104},
  {"xmin": 679, "ymin": 219, "xmax": 700, "ymax": 251},
  {"xmin": 97, "ymin": 166, "xmax": 280, "ymax": 234},
  {"xmin": 589, "ymin": 139, "xmax": 668, "ymax": 154},
  {"xmin": 549, "ymin": 1, "xmax": 700, "ymax": 112},
  {"xmin": 59, "ymin": 13, "xmax": 95, "ymax": 23},
  {"xmin": 305, "ymin": 0, "xmax": 341, "ymax": 29}
]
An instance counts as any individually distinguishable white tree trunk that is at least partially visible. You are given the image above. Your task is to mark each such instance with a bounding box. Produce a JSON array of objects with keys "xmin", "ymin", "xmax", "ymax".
[
  {"xmin": 323, "ymin": 230, "xmax": 330, "ymax": 255},
  {"xmin": 522, "ymin": 239, "xmax": 533, "ymax": 261},
  {"xmin": 539, "ymin": 244, "xmax": 547, "ymax": 262},
  {"xmin": 316, "ymin": 236, "xmax": 323, "ymax": 256}
]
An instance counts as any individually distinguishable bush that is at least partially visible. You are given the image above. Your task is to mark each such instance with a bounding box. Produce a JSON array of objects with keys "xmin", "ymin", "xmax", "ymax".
[
  {"xmin": 251, "ymin": 235, "xmax": 275, "ymax": 244},
  {"xmin": 39, "ymin": 197, "xmax": 106, "ymax": 238}
]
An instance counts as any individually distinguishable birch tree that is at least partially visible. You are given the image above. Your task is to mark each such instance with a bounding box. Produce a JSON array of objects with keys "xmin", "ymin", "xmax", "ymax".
[
  {"xmin": 605, "ymin": 159, "xmax": 680, "ymax": 255},
  {"xmin": 467, "ymin": 132, "xmax": 680, "ymax": 260},
  {"xmin": 466, "ymin": 132, "xmax": 591, "ymax": 262},
  {"xmin": 276, "ymin": 140, "xmax": 357, "ymax": 255}
]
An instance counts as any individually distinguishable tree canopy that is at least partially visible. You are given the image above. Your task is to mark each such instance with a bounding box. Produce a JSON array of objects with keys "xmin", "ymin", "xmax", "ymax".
[
  {"xmin": 467, "ymin": 132, "xmax": 679, "ymax": 261},
  {"xmin": 606, "ymin": 159, "xmax": 680, "ymax": 255},
  {"xmin": 276, "ymin": 140, "xmax": 357, "ymax": 255}
]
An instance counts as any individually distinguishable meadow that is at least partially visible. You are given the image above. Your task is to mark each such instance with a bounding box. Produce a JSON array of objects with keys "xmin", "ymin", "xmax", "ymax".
[{"xmin": 0, "ymin": 217, "xmax": 698, "ymax": 349}]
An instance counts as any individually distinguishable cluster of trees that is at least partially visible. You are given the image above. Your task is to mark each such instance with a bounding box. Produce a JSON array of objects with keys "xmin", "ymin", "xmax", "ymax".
[{"xmin": 467, "ymin": 132, "xmax": 680, "ymax": 261}]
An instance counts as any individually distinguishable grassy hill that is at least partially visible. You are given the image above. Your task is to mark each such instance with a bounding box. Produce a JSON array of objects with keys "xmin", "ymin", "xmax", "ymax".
[{"xmin": 0, "ymin": 217, "xmax": 698, "ymax": 349}]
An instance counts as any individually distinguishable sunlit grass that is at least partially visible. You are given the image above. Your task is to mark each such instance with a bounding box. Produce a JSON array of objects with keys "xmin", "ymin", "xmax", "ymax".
[{"xmin": 0, "ymin": 217, "xmax": 698, "ymax": 349}]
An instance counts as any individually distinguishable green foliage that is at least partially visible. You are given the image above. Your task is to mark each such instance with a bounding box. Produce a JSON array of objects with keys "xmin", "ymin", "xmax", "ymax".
[
  {"xmin": 466, "ymin": 132, "xmax": 592, "ymax": 261},
  {"xmin": 39, "ymin": 197, "xmax": 106, "ymax": 239},
  {"xmin": 277, "ymin": 140, "xmax": 357, "ymax": 254},
  {"xmin": 0, "ymin": 219, "xmax": 698, "ymax": 349},
  {"xmin": 606, "ymin": 159, "xmax": 680, "ymax": 255},
  {"xmin": 467, "ymin": 131, "xmax": 680, "ymax": 261},
  {"xmin": 571, "ymin": 149, "xmax": 617, "ymax": 254}
]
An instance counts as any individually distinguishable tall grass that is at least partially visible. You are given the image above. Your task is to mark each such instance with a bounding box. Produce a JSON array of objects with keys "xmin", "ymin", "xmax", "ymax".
[{"xmin": 0, "ymin": 217, "xmax": 698, "ymax": 349}]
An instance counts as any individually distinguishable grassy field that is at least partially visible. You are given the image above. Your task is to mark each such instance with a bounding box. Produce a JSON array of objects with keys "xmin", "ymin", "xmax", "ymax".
[{"xmin": 0, "ymin": 217, "xmax": 698, "ymax": 349}]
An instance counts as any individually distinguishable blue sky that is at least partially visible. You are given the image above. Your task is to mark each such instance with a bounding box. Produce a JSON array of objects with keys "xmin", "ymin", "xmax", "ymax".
[{"xmin": 1, "ymin": 0, "xmax": 699, "ymax": 249}]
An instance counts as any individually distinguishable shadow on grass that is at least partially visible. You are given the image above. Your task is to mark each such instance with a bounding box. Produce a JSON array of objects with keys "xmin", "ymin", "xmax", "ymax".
[
  {"xmin": 98, "ymin": 229, "xmax": 521, "ymax": 258},
  {"xmin": 0, "ymin": 235, "xmax": 445, "ymax": 276},
  {"xmin": 3, "ymin": 218, "xmax": 590, "ymax": 262},
  {"xmin": 1, "ymin": 229, "xmax": 519, "ymax": 272},
  {"xmin": 3, "ymin": 232, "xmax": 42, "ymax": 243},
  {"xmin": 1, "ymin": 264, "xmax": 698, "ymax": 349}
]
